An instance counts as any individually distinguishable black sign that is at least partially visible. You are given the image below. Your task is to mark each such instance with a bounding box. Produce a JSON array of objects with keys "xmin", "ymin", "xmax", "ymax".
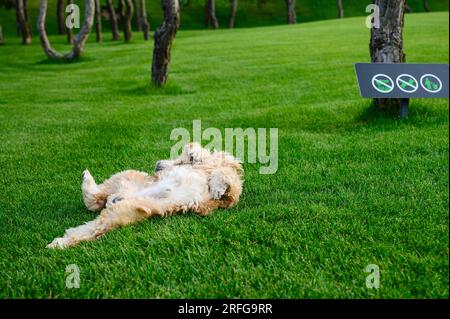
[{"xmin": 354, "ymin": 63, "xmax": 449, "ymax": 98}]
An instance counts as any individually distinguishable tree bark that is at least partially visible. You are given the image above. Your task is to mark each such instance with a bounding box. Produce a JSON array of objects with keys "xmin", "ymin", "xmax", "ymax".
[
  {"xmin": 119, "ymin": 0, "xmax": 134, "ymax": 42},
  {"xmin": 16, "ymin": 0, "xmax": 32, "ymax": 44},
  {"xmin": 67, "ymin": 0, "xmax": 74, "ymax": 44},
  {"xmin": 140, "ymin": 0, "xmax": 150, "ymax": 40},
  {"xmin": 337, "ymin": 0, "xmax": 344, "ymax": 19},
  {"xmin": 370, "ymin": 0, "xmax": 408, "ymax": 114},
  {"xmin": 94, "ymin": 0, "xmax": 103, "ymax": 42},
  {"xmin": 0, "ymin": 24, "xmax": 4, "ymax": 45},
  {"xmin": 228, "ymin": 0, "xmax": 238, "ymax": 28},
  {"xmin": 57, "ymin": 0, "xmax": 65, "ymax": 34},
  {"xmin": 38, "ymin": 0, "xmax": 95, "ymax": 61},
  {"xmin": 133, "ymin": 0, "xmax": 142, "ymax": 31},
  {"xmin": 285, "ymin": 0, "xmax": 296, "ymax": 24},
  {"xmin": 205, "ymin": 0, "xmax": 219, "ymax": 29},
  {"xmin": 423, "ymin": 0, "xmax": 430, "ymax": 12},
  {"xmin": 106, "ymin": 0, "xmax": 121, "ymax": 40},
  {"xmin": 152, "ymin": 0, "xmax": 180, "ymax": 86}
]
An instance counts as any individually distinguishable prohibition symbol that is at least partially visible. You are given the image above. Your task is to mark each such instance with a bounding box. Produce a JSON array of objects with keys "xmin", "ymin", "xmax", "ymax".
[
  {"xmin": 396, "ymin": 74, "xmax": 419, "ymax": 93},
  {"xmin": 420, "ymin": 74, "xmax": 442, "ymax": 93},
  {"xmin": 371, "ymin": 74, "xmax": 394, "ymax": 93}
]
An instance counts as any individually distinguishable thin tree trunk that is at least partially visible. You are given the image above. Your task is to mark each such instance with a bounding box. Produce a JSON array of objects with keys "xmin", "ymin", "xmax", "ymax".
[
  {"xmin": 94, "ymin": 0, "xmax": 103, "ymax": 42},
  {"xmin": 119, "ymin": 0, "xmax": 134, "ymax": 42},
  {"xmin": 228, "ymin": 0, "xmax": 238, "ymax": 28},
  {"xmin": 57, "ymin": 0, "xmax": 65, "ymax": 34},
  {"xmin": 370, "ymin": 0, "xmax": 408, "ymax": 115},
  {"xmin": 38, "ymin": 0, "xmax": 95, "ymax": 60},
  {"xmin": 152, "ymin": 0, "xmax": 180, "ymax": 86},
  {"xmin": 423, "ymin": 0, "xmax": 430, "ymax": 12},
  {"xmin": 285, "ymin": 0, "xmax": 296, "ymax": 24},
  {"xmin": 16, "ymin": 0, "xmax": 32, "ymax": 44},
  {"xmin": 205, "ymin": 0, "xmax": 219, "ymax": 29},
  {"xmin": 67, "ymin": 0, "xmax": 74, "ymax": 44},
  {"xmin": 106, "ymin": 0, "xmax": 121, "ymax": 40},
  {"xmin": 140, "ymin": 0, "xmax": 150, "ymax": 40},
  {"xmin": 0, "ymin": 25, "xmax": 4, "ymax": 45},
  {"xmin": 405, "ymin": 1, "xmax": 413, "ymax": 13},
  {"xmin": 337, "ymin": 0, "xmax": 344, "ymax": 19},
  {"xmin": 133, "ymin": 0, "xmax": 142, "ymax": 31}
]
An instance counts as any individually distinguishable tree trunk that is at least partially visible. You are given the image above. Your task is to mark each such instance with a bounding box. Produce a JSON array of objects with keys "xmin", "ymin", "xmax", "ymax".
[
  {"xmin": 119, "ymin": 0, "xmax": 134, "ymax": 42},
  {"xmin": 285, "ymin": 0, "xmax": 296, "ymax": 24},
  {"xmin": 205, "ymin": 0, "xmax": 219, "ymax": 29},
  {"xmin": 16, "ymin": 0, "xmax": 32, "ymax": 44},
  {"xmin": 370, "ymin": 0, "xmax": 408, "ymax": 115},
  {"xmin": 228, "ymin": 0, "xmax": 238, "ymax": 28},
  {"xmin": 152, "ymin": 0, "xmax": 180, "ymax": 86},
  {"xmin": 337, "ymin": 0, "xmax": 344, "ymax": 19},
  {"xmin": 57, "ymin": 0, "xmax": 65, "ymax": 34},
  {"xmin": 140, "ymin": 0, "xmax": 150, "ymax": 40},
  {"xmin": 67, "ymin": 0, "xmax": 74, "ymax": 44},
  {"xmin": 133, "ymin": 0, "xmax": 142, "ymax": 31},
  {"xmin": 94, "ymin": 0, "xmax": 103, "ymax": 42},
  {"xmin": 38, "ymin": 0, "xmax": 95, "ymax": 61},
  {"xmin": 106, "ymin": 0, "xmax": 121, "ymax": 40},
  {"xmin": 423, "ymin": 0, "xmax": 430, "ymax": 12},
  {"xmin": 0, "ymin": 25, "xmax": 4, "ymax": 45}
]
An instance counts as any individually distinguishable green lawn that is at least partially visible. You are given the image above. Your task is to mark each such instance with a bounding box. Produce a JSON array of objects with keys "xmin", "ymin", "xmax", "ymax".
[{"xmin": 0, "ymin": 12, "xmax": 448, "ymax": 298}]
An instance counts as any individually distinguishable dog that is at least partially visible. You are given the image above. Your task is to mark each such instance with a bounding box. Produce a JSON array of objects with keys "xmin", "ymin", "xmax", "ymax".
[{"xmin": 47, "ymin": 143, "xmax": 243, "ymax": 249}]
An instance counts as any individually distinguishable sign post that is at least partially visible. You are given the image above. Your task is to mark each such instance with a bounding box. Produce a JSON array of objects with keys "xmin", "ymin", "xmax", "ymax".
[{"xmin": 355, "ymin": 63, "xmax": 449, "ymax": 117}]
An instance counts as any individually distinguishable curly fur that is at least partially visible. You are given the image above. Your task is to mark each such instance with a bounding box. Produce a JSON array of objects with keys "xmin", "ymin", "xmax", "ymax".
[{"xmin": 47, "ymin": 143, "xmax": 243, "ymax": 249}]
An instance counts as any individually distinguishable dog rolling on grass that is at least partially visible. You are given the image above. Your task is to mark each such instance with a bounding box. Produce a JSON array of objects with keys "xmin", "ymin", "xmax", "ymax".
[{"xmin": 47, "ymin": 143, "xmax": 243, "ymax": 249}]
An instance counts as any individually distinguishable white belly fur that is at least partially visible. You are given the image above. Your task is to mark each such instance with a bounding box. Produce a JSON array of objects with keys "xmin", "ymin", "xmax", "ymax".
[{"xmin": 135, "ymin": 166, "xmax": 210, "ymax": 207}]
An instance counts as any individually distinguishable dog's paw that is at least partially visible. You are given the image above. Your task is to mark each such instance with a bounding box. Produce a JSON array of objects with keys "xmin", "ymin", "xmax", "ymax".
[
  {"xmin": 82, "ymin": 169, "xmax": 93, "ymax": 183},
  {"xmin": 47, "ymin": 237, "xmax": 70, "ymax": 249}
]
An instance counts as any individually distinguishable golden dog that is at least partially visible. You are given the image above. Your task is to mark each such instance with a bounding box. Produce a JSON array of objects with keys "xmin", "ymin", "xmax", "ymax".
[{"xmin": 47, "ymin": 143, "xmax": 243, "ymax": 249}]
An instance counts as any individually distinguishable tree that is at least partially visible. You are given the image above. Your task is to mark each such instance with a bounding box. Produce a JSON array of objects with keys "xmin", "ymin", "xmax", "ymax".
[
  {"xmin": 0, "ymin": 24, "xmax": 4, "ymax": 45},
  {"xmin": 370, "ymin": 0, "xmax": 408, "ymax": 116},
  {"xmin": 94, "ymin": 0, "xmax": 103, "ymax": 42},
  {"xmin": 16, "ymin": 0, "xmax": 32, "ymax": 44},
  {"xmin": 423, "ymin": 0, "xmax": 430, "ymax": 12},
  {"xmin": 38, "ymin": 0, "xmax": 95, "ymax": 61},
  {"xmin": 285, "ymin": 0, "xmax": 296, "ymax": 24},
  {"xmin": 229, "ymin": 0, "xmax": 238, "ymax": 28},
  {"xmin": 152, "ymin": 0, "xmax": 180, "ymax": 86},
  {"xmin": 119, "ymin": 0, "xmax": 134, "ymax": 42},
  {"xmin": 205, "ymin": 0, "xmax": 219, "ymax": 29},
  {"xmin": 106, "ymin": 0, "xmax": 120, "ymax": 40},
  {"xmin": 337, "ymin": 0, "xmax": 344, "ymax": 19},
  {"xmin": 133, "ymin": 0, "xmax": 142, "ymax": 31},
  {"xmin": 57, "ymin": 0, "xmax": 65, "ymax": 34},
  {"xmin": 140, "ymin": 0, "xmax": 150, "ymax": 40}
]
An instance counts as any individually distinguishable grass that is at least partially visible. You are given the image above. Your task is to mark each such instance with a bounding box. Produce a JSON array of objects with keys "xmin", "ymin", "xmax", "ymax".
[{"xmin": 0, "ymin": 12, "xmax": 448, "ymax": 298}]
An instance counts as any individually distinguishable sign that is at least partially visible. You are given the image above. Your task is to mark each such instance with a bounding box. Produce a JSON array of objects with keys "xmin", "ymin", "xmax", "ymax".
[{"xmin": 355, "ymin": 63, "xmax": 449, "ymax": 98}]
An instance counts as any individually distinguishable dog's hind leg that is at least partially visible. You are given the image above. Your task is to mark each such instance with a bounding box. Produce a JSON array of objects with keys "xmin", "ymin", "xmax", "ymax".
[
  {"xmin": 81, "ymin": 169, "xmax": 108, "ymax": 212},
  {"xmin": 47, "ymin": 198, "xmax": 164, "ymax": 249},
  {"xmin": 208, "ymin": 167, "xmax": 243, "ymax": 208}
]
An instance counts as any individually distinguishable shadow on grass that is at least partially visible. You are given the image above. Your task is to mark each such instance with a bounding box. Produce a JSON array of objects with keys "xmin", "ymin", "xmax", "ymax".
[
  {"xmin": 35, "ymin": 55, "xmax": 95, "ymax": 65},
  {"xmin": 121, "ymin": 83, "xmax": 196, "ymax": 97}
]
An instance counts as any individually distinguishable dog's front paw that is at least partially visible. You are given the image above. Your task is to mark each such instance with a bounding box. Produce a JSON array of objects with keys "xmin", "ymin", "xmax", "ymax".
[{"xmin": 47, "ymin": 237, "xmax": 70, "ymax": 249}]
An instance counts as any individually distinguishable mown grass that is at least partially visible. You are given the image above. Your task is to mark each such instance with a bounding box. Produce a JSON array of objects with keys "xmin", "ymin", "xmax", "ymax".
[{"xmin": 0, "ymin": 12, "xmax": 448, "ymax": 298}]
